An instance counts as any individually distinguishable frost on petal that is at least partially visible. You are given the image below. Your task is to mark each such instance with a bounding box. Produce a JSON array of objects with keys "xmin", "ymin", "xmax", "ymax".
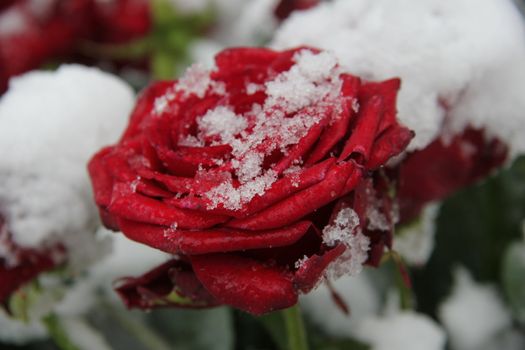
[
  {"xmin": 198, "ymin": 50, "xmax": 345, "ymax": 211},
  {"xmin": 323, "ymin": 208, "xmax": 370, "ymax": 278},
  {"xmin": 265, "ymin": 50, "xmax": 340, "ymax": 114}
]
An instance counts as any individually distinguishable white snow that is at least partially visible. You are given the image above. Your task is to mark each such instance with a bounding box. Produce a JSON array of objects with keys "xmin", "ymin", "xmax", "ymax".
[
  {"xmin": 0, "ymin": 309, "xmax": 46, "ymax": 344},
  {"xmin": 0, "ymin": 7, "xmax": 28, "ymax": 36},
  {"xmin": 188, "ymin": 0, "xmax": 281, "ymax": 64},
  {"xmin": 301, "ymin": 272, "xmax": 381, "ymax": 336},
  {"xmin": 0, "ymin": 65, "xmax": 134, "ymax": 260},
  {"xmin": 394, "ymin": 203, "xmax": 440, "ymax": 266},
  {"xmin": 438, "ymin": 267, "xmax": 512, "ymax": 350},
  {"xmin": 272, "ymin": 0, "xmax": 525, "ymax": 155},
  {"xmin": 323, "ymin": 208, "xmax": 370, "ymax": 278},
  {"xmin": 56, "ymin": 228, "xmax": 172, "ymax": 314},
  {"xmin": 355, "ymin": 311, "xmax": 446, "ymax": 350},
  {"xmin": 60, "ymin": 316, "xmax": 112, "ymax": 350},
  {"xmin": 303, "ymin": 276, "xmax": 446, "ymax": 350},
  {"xmin": 198, "ymin": 106, "xmax": 248, "ymax": 144},
  {"xmin": 265, "ymin": 50, "xmax": 340, "ymax": 113}
]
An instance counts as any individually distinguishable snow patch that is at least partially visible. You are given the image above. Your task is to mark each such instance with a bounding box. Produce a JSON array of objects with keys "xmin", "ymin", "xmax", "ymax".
[
  {"xmin": 272, "ymin": 0, "xmax": 525, "ymax": 155},
  {"xmin": 0, "ymin": 65, "xmax": 134, "ymax": 256},
  {"xmin": 439, "ymin": 267, "xmax": 512, "ymax": 350},
  {"xmin": 355, "ymin": 311, "xmax": 446, "ymax": 350},
  {"xmin": 323, "ymin": 208, "xmax": 370, "ymax": 278}
]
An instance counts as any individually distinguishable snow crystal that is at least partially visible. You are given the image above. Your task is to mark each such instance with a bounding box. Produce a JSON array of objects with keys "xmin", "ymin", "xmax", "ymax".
[
  {"xmin": 323, "ymin": 208, "xmax": 370, "ymax": 278},
  {"xmin": 265, "ymin": 50, "xmax": 340, "ymax": 114},
  {"xmin": 188, "ymin": 50, "xmax": 345, "ymax": 210},
  {"xmin": 394, "ymin": 203, "xmax": 440, "ymax": 266},
  {"xmin": 198, "ymin": 106, "xmax": 248, "ymax": 144},
  {"xmin": 246, "ymin": 82, "xmax": 261, "ymax": 95},
  {"xmin": 355, "ymin": 311, "xmax": 446, "ymax": 350},
  {"xmin": 439, "ymin": 267, "xmax": 512, "ymax": 350},
  {"xmin": 272, "ymin": 0, "xmax": 525, "ymax": 155},
  {"xmin": 0, "ymin": 65, "xmax": 134, "ymax": 254},
  {"xmin": 153, "ymin": 90, "xmax": 175, "ymax": 115},
  {"xmin": 175, "ymin": 63, "xmax": 215, "ymax": 98}
]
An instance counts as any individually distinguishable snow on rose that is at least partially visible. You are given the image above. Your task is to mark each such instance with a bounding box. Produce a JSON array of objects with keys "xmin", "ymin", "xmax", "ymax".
[{"xmin": 88, "ymin": 47, "xmax": 413, "ymax": 314}]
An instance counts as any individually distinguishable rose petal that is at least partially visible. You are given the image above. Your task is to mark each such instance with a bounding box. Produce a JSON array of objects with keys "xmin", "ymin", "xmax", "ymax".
[
  {"xmin": 366, "ymin": 124, "xmax": 414, "ymax": 170},
  {"xmin": 118, "ymin": 219, "xmax": 311, "ymax": 255},
  {"xmin": 339, "ymin": 95, "xmax": 384, "ymax": 162},
  {"xmin": 293, "ymin": 244, "xmax": 346, "ymax": 293},
  {"xmin": 191, "ymin": 253, "xmax": 297, "ymax": 315},
  {"xmin": 115, "ymin": 259, "xmax": 219, "ymax": 309},
  {"xmin": 359, "ymin": 78, "xmax": 401, "ymax": 134},
  {"xmin": 109, "ymin": 184, "xmax": 228, "ymax": 229},
  {"xmin": 227, "ymin": 161, "xmax": 360, "ymax": 230}
]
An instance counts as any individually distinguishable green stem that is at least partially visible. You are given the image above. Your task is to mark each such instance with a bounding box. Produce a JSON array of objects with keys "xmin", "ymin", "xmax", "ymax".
[
  {"xmin": 282, "ymin": 305, "xmax": 309, "ymax": 350},
  {"xmin": 103, "ymin": 303, "xmax": 171, "ymax": 350},
  {"xmin": 43, "ymin": 314, "xmax": 81, "ymax": 350}
]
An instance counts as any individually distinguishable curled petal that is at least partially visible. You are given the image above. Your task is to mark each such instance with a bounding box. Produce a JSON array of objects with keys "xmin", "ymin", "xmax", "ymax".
[
  {"xmin": 109, "ymin": 185, "xmax": 228, "ymax": 229},
  {"xmin": 118, "ymin": 219, "xmax": 311, "ymax": 255},
  {"xmin": 227, "ymin": 161, "xmax": 360, "ymax": 230},
  {"xmin": 359, "ymin": 78, "xmax": 401, "ymax": 134},
  {"xmin": 191, "ymin": 254, "xmax": 297, "ymax": 315},
  {"xmin": 293, "ymin": 244, "xmax": 346, "ymax": 293},
  {"xmin": 115, "ymin": 259, "xmax": 219, "ymax": 309},
  {"xmin": 339, "ymin": 95, "xmax": 384, "ymax": 162},
  {"xmin": 366, "ymin": 124, "xmax": 414, "ymax": 170}
]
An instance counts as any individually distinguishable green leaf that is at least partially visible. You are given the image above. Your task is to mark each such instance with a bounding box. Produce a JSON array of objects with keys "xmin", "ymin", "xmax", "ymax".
[
  {"xmin": 151, "ymin": 50, "xmax": 177, "ymax": 79},
  {"xmin": 147, "ymin": 307, "xmax": 234, "ymax": 350},
  {"xmin": 502, "ymin": 240, "xmax": 525, "ymax": 324}
]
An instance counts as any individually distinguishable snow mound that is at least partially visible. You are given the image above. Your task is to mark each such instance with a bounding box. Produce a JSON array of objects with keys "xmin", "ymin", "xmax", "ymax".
[
  {"xmin": 0, "ymin": 65, "xmax": 134, "ymax": 260},
  {"xmin": 355, "ymin": 311, "xmax": 446, "ymax": 350},
  {"xmin": 272, "ymin": 0, "xmax": 525, "ymax": 156},
  {"xmin": 439, "ymin": 267, "xmax": 512, "ymax": 350}
]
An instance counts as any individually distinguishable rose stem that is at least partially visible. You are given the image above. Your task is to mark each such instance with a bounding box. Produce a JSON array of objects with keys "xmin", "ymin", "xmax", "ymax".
[{"xmin": 282, "ymin": 304, "xmax": 309, "ymax": 350}]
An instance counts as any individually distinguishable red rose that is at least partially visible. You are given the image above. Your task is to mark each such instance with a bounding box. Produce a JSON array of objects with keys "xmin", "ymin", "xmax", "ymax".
[
  {"xmin": 0, "ymin": 214, "xmax": 63, "ymax": 303},
  {"xmin": 0, "ymin": 0, "xmax": 94, "ymax": 93},
  {"xmin": 89, "ymin": 47, "xmax": 413, "ymax": 314},
  {"xmin": 397, "ymin": 127, "xmax": 508, "ymax": 222},
  {"xmin": 274, "ymin": 0, "xmax": 319, "ymax": 21},
  {"xmin": 0, "ymin": 0, "xmax": 151, "ymax": 94}
]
